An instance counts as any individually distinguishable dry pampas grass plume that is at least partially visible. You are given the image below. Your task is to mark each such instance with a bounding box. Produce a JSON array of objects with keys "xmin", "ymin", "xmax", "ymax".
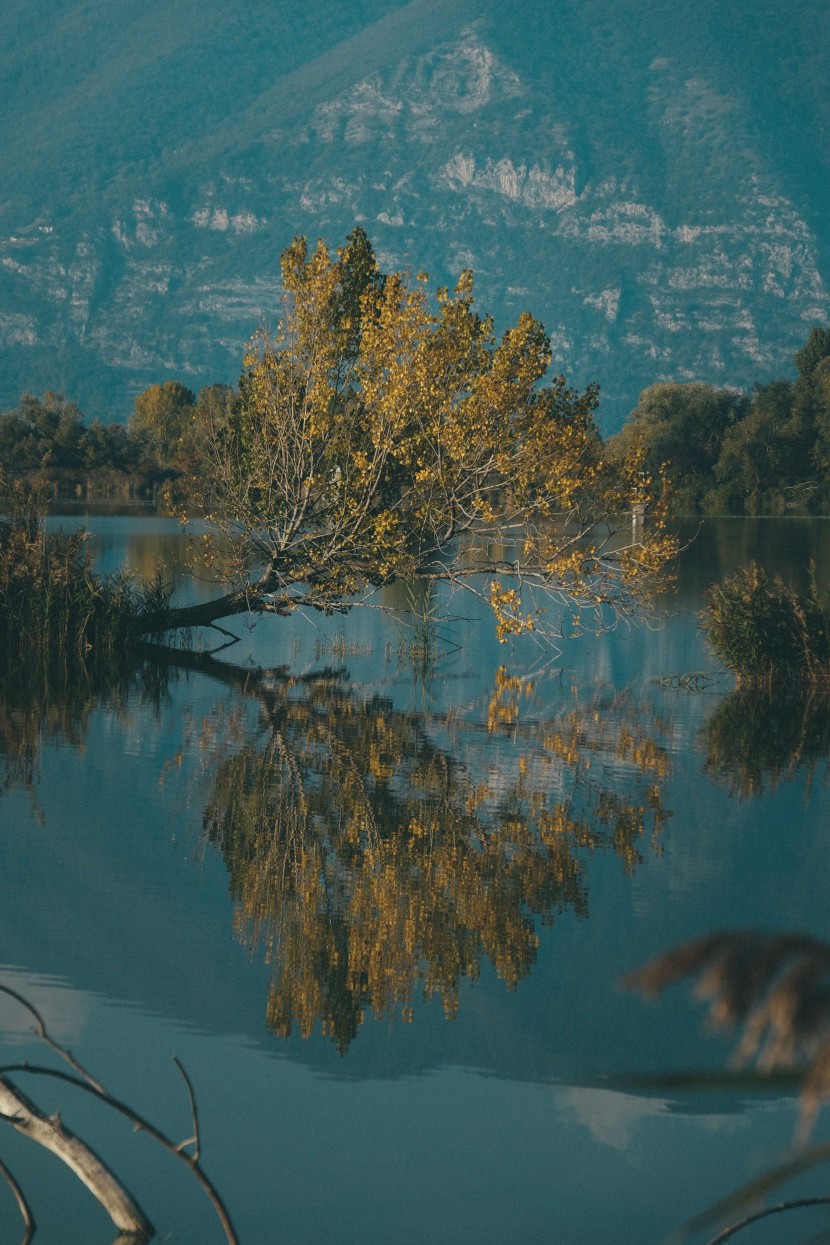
[{"xmin": 624, "ymin": 929, "xmax": 830, "ymax": 1142}]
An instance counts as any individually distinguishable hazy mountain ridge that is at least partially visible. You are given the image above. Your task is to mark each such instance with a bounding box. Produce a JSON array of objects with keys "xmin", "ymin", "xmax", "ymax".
[{"xmin": 1, "ymin": 0, "xmax": 828, "ymax": 428}]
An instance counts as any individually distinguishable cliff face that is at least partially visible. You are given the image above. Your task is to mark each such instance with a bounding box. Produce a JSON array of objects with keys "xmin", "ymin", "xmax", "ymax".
[{"xmin": 1, "ymin": 0, "xmax": 828, "ymax": 428}]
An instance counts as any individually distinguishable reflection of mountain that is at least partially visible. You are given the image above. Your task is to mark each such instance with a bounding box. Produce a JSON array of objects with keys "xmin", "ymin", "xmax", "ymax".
[{"xmin": 2, "ymin": 0, "xmax": 829, "ymax": 424}]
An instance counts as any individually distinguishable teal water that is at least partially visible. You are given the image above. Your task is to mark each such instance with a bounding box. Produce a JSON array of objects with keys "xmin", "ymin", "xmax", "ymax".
[{"xmin": 1, "ymin": 516, "xmax": 829, "ymax": 1243}]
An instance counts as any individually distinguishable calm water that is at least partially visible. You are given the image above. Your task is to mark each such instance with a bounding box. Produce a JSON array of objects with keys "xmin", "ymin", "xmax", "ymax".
[{"xmin": 1, "ymin": 515, "xmax": 830, "ymax": 1244}]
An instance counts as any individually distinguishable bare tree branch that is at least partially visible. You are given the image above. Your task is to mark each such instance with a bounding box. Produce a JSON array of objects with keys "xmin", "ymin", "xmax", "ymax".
[
  {"xmin": 172, "ymin": 1057, "xmax": 200, "ymax": 1162},
  {"xmin": 0, "ymin": 1065, "xmax": 237, "ymax": 1245},
  {"xmin": 0, "ymin": 983, "xmax": 236, "ymax": 1242},
  {"xmin": 0, "ymin": 1154, "xmax": 35, "ymax": 1245},
  {"xmin": 705, "ymin": 1196, "xmax": 830, "ymax": 1244},
  {"xmin": 0, "ymin": 984, "xmax": 106, "ymax": 1095},
  {"xmin": 0, "ymin": 1074, "xmax": 153, "ymax": 1238}
]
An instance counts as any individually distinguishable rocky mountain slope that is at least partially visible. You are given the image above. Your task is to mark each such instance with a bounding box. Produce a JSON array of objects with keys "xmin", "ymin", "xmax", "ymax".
[{"xmin": 1, "ymin": 0, "xmax": 828, "ymax": 428}]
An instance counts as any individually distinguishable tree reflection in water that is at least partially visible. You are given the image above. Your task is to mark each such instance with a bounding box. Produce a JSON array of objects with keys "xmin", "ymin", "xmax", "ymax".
[
  {"xmin": 19, "ymin": 649, "xmax": 827, "ymax": 1055},
  {"xmin": 703, "ymin": 685, "xmax": 830, "ymax": 799},
  {"xmin": 202, "ymin": 668, "xmax": 673, "ymax": 1051},
  {"xmin": 0, "ymin": 653, "xmax": 144, "ymax": 798}
]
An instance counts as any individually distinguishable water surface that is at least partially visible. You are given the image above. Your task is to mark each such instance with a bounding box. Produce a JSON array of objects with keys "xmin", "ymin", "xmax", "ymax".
[{"xmin": 1, "ymin": 515, "xmax": 829, "ymax": 1243}]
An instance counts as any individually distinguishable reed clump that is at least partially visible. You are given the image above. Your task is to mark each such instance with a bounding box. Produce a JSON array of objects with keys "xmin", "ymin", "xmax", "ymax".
[
  {"xmin": 0, "ymin": 505, "xmax": 169, "ymax": 659},
  {"xmin": 700, "ymin": 563, "xmax": 830, "ymax": 685}
]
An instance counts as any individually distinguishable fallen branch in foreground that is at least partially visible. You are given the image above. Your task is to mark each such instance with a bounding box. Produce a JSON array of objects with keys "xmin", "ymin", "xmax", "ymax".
[{"xmin": 0, "ymin": 984, "xmax": 237, "ymax": 1243}]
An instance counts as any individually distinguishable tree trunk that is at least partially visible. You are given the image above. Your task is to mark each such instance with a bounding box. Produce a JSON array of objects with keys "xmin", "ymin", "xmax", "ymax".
[
  {"xmin": 0, "ymin": 1075, "xmax": 154, "ymax": 1238},
  {"xmin": 129, "ymin": 587, "xmax": 262, "ymax": 638}
]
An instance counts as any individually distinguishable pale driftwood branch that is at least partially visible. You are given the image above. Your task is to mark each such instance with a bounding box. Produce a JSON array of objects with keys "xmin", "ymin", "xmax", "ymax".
[
  {"xmin": 0, "ymin": 1065, "xmax": 237, "ymax": 1245},
  {"xmin": 0, "ymin": 1154, "xmax": 36, "ymax": 1244},
  {"xmin": 0, "ymin": 984, "xmax": 236, "ymax": 1243},
  {"xmin": 0, "ymin": 1074, "xmax": 153, "ymax": 1238}
]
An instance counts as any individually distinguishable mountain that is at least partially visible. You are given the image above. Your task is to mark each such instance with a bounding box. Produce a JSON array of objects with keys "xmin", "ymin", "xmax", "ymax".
[{"xmin": 2, "ymin": 0, "xmax": 829, "ymax": 429}]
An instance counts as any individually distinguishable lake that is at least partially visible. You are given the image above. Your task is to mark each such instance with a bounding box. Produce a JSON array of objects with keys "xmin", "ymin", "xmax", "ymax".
[{"xmin": 1, "ymin": 513, "xmax": 829, "ymax": 1244}]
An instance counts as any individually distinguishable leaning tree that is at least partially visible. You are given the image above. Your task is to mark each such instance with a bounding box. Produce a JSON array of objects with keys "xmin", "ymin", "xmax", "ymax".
[{"xmin": 136, "ymin": 228, "xmax": 675, "ymax": 646}]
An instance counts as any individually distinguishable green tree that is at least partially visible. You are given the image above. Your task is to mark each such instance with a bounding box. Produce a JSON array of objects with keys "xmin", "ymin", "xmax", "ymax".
[
  {"xmin": 0, "ymin": 393, "xmax": 85, "ymax": 476},
  {"xmin": 794, "ymin": 326, "xmax": 830, "ymax": 381},
  {"xmin": 129, "ymin": 380, "xmax": 196, "ymax": 467},
  {"xmin": 0, "ymin": 410, "xmax": 38, "ymax": 474},
  {"xmin": 608, "ymin": 382, "xmax": 746, "ymax": 512},
  {"xmin": 793, "ymin": 326, "xmax": 830, "ymax": 492},
  {"xmin": 710, "ymin": 378, "xmax": 827, "ymax": 513},
  {"xmin": 707, "ymin": 327, "xmax": 830, "ymax": 514},
  {"xmin": 77, "ymin": 419, "xmax": 143, "ymax": 476},
  {"xmin": 811, "ymin": 356, "xmax": 830, "ymax": 476}
]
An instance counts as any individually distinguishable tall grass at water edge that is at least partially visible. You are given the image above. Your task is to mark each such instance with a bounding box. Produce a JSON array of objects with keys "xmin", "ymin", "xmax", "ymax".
[
  {"xmin": 0, "ymin": 510, "xmax": 170, "ymax": 658},
  {"xmin": 701, "ymin": 563, "xmax": 830, "ymax": 685}
]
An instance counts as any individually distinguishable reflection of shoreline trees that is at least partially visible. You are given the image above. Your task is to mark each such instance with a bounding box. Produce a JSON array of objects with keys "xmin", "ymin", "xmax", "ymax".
[
  {"xmin": 0, "ymin": 647, "xmax": 177, "ymax": 801},
  {"xmin": 203, "ymin": 673, "xmax": 672, "ymax": 1051},
  {"xmin": 0, "ymin": 654, "xmax": 134, "ymax": 797},
  {"xmin": 703, "ymin": 686, "xmax": 830, "ymax": 798}
]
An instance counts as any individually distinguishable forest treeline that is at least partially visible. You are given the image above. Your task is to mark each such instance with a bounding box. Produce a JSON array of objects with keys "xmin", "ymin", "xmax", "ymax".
[
  {"xmin": 0, "ymin": 382, "xmax": 234, "ymax": 500},
  {"xmin": 608, "ymin": 325, "xmax": 830, "ymax": 514},
  {"xmin": 1, "ymin": 326, "xmax": 828, "ymax": 514}
]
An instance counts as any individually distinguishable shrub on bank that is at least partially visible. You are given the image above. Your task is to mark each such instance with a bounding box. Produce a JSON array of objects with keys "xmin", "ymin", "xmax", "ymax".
[{"xmin": 701, "ymin": 563, "xmax": 830, "ymax": 684}]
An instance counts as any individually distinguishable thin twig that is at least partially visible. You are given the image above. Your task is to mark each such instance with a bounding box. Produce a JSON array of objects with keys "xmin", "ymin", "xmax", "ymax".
[
  {"xmin": 706, "ymin": 1196, "xmax": 830, "ymax": 1243},
  {"xmin": 0, "ymin": 984, "xmax": 107, "ymax": 1095},
  {"xmin": 0, "ymin": 1156, "xmax": 36, "ymax": 1244},
  {"xmin": 172, "ymin": 1056, "xmax": 200, "ymax": 1162}
]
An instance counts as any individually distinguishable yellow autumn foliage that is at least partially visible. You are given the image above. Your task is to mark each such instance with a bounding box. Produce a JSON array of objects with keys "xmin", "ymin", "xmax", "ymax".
[{"xmin": 175, "ymin": 228, "xmax": 676, "ymax": 643}]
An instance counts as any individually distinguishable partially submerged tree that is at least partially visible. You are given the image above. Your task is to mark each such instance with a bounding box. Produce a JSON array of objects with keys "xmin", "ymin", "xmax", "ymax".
[{"xmin": 143, "ymin": 229, "xmax": 675, "ymax": 645}]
